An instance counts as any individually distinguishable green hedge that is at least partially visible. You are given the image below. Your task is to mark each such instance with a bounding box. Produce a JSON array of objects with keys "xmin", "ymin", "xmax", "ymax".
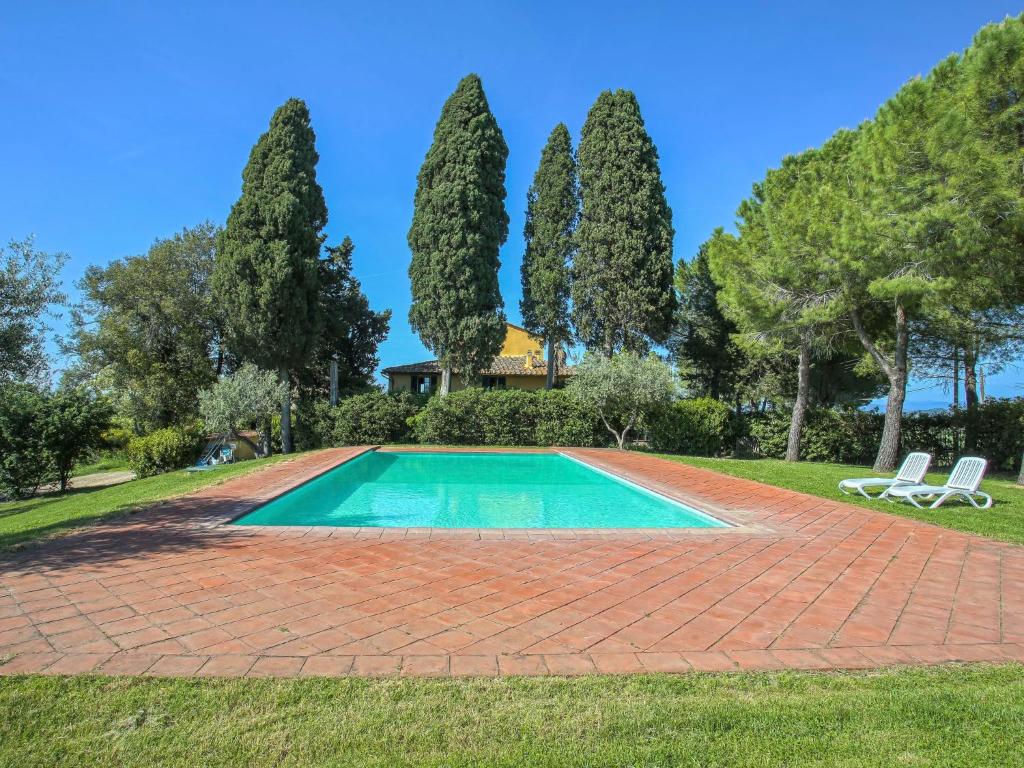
[
  {"xmin": 333, "ymin": 391, "xmax": 423, "ymax": 445},
  {"xmin": 746, "ymin": 399, "xmax": 1024, "ymax": 471},
  {"xmin": 409, "ymin": 388, "xmax": 607, "ymax": 447},
  {"xmin": 126, "ymin": 423, "xmax": 206, "ymax": 477},
  {"xmin": 303, "ymin": 388, "xmax": 1023, "ymax": 471},
  {"xmin": 647, "ymin": 398, "xmax": 736, "ymax": 456}
]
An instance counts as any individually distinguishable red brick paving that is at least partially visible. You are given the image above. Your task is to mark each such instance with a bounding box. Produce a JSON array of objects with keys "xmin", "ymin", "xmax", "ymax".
[{"xmin": 2, "ymin": 446, "xmax": 1023, "ymax": 678}]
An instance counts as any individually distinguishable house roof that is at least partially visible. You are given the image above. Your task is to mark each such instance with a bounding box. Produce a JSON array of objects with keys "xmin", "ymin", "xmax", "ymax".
[{"xmin": 383, "ymin": 355, "xmax": 574, "ymax": 377}]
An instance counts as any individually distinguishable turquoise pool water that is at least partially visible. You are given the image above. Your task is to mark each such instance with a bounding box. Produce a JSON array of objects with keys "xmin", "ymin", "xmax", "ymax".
[{"xmin": 233, "ymin": 451, "xmax": 727, "ymax": 529}]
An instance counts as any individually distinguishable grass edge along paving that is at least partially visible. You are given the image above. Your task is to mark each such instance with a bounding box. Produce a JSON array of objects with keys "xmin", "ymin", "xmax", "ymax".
[
  {"xmin": 1, "ymin": 665, "xmax": 1023, "ymax": 767},
  {"xmin": 0, "ymin": 453, "xmax": 303, "ymax": 550},
  {"xmin": 657, "ymin": 453, "xmax": 1024, "ymax": 545}
]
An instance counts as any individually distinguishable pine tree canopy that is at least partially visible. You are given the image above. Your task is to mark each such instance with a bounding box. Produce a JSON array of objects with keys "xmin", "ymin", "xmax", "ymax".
[
  {"xmin": 407, "ymin": 74, "xmax": 509, "ymax": 380},
  {"xmin": 213, "ymin": 98, "xmax": 326, "ymax": 373},
  {"xmin": 669, "ymin": 243, "xmax": 743, "ymax": 400},
  {"xmin": 573, "ymin": 89, "xmax": 675, "ymax": 354},
  {"xmin": 520, "ymin": 123, "xmax": 577, "ymax": 346}
]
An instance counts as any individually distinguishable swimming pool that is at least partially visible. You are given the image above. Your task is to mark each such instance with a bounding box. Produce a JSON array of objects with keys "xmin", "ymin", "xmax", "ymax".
[{"xmin": 232, "ymin": 451, "xmax": 728, "ymax": 529}]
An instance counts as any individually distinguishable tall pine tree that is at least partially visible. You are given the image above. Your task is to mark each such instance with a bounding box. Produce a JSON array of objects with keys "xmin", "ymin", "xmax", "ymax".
[
  {"xmin": 669, "ymin": 242, "xmax": 744, "ymax": 402},
  {"xmin": 213, "ymin": 98, "xmax": 326, "ymax": 453},
  {"xmin": 573, "ymin": 90, "xmax": 675, "ymax": 354},
  {"xmin": 408, "ymin": 74, "xmax": 509, "ymax": 395},
  {"xmin": 521, "ymin": 123, "xmax": 578, "ymax": 389}
]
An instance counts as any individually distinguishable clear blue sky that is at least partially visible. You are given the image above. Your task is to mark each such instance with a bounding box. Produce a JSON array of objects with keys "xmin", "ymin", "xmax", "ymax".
[{"xmin": 2, "ymin": 1, "xmax": 1020, "ymax": 409}]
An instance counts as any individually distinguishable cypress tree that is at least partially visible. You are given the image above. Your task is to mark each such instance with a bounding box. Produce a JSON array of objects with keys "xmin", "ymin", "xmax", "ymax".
[
  {"xmin": 521, "ymin": 123, "xmax": 578, "ymax": 389},
  {"xmin": 573, "ymin": 90, "xmax": 676, "ymax": 354},
  {"xmin": 408, "ymin": 74, "xmax": 509, "ymax": 395},
  {"xmin": 213, "ymin": 98, "xmax": 326, "ymax": 453}
]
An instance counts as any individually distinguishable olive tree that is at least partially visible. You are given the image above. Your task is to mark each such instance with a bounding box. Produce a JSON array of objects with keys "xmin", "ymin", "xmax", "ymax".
[
  {"xmin": 198, "ymin": 363, "xmax": 282, "ymax": 456},
  {"xmin": 569, "ymin": 351, "xmax": 676, "ymax": 449}
]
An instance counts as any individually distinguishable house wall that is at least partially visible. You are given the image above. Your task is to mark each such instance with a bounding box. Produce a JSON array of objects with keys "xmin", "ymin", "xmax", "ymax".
[
  {"xmin": 501, "ymin": 325, "xmax": 544, "ymax": 357},
  {"xmin": 387, "ymin": 372, "xmax": 551, "ymax": 393}
]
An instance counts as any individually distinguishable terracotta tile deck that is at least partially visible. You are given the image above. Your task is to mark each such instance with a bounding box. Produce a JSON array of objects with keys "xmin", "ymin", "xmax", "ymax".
[{"xmin": 2, "ymin": 446, "xmax": 1022, "ymax": 678}]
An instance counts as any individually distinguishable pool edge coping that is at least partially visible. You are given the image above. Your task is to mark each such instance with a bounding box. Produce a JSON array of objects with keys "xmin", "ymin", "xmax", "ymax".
[{"xmin": 217, "ymin": 446, "xmax": 776, "ymax": 540}]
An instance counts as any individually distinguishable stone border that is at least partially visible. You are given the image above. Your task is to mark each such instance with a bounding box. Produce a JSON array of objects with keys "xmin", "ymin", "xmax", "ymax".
[{"xmin": 220, "ymin": 446, "xmax": 776, "ymax": 541}]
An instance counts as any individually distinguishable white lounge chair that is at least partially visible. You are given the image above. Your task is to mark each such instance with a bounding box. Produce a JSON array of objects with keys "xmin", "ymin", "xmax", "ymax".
[
  {"xmin": 885, "ymin": 456, "xmax": 992, "ymax": 509},
  {"xmin": 838, "ymin": 452, "xmax": 931, "ymax": 499}
]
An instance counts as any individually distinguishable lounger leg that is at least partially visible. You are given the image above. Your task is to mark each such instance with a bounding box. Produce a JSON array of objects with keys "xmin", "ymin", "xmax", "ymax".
[
  {"xmin": 967, "ymin": 492, "xmax": 993, "ymax": 509},
  {"xmin": 927, "ymin": 492, "xmax": 955, "ymax": 510}
]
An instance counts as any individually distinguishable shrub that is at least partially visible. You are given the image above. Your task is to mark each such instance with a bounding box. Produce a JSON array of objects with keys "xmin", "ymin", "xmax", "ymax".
[
  {"xmin": 648, "ymin": 397, "xmax": 734, "ymax": 456},
  {"xmin": 411, "ymin": 389, "xmax": 487, "ymax": 445},
  {"xmin": 959, "ymin": 398, "xmax": 1024, "ymax": 472},
  {"xmin": 333, "ymin": 392, "xmax": 422, "ymax": 445},
  {"xmin": 798, "ymin": 409, "xmax": 882, "ymax": 464},
  {"xmin": 126, "ymin": 423, "xmax": 205, "ymax": 477},
  {"xmin": 0, "ymin": 383, "xmax": 54, "ymax": 498},
  {"xmin": 747, "ymin": 409, "xmax": 791, "ymax": 459},
  {"xmin": 479, "ymin": 389, "xmax": 541, "ymax": 446},
  {"xmin": 294, "ymin": 398, "xmax": 335, "ymax": 451},
  {"xmin": 100, "ymin": 425, "xmax": 134, "ymax": 454},
  {"xmin": 535, "ymin": 389, "xmax": 607, "ymax": 447},
  {"xmin": 903, "ymin": 411, "xmax": 958, "ymax": 467},
  {"xmin": 747, "ymin": 408, "xmax": 883, "ymax": 463},
  {"xmin": 411, "ymin": 388, "xmax": 607, "ymax": 447}
]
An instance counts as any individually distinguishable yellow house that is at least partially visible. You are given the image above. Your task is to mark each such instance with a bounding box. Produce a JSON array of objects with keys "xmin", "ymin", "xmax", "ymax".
[{"xmin": 383, "ymin": 323, "xmax": 574, "ymax": 394}]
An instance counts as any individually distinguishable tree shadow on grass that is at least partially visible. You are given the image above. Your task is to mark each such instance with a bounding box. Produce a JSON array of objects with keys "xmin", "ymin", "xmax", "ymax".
[{"xmin": 0, "ymin": 492, "xmax": 272, "ymax": 572}]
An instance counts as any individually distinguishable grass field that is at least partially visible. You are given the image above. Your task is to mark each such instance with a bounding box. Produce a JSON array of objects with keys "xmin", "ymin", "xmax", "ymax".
[
  {"xmin": 656, "ymin": 454, "xmax": 1024, "ymax": 544},
  {"xmin": 1, "ymin": 667, "xmax": 1022, "ymax": 767},
  {"xmin": 71, "ymin": 455, "xmax": 131, "ymax": 477},
  {"xmin": 0, "ymin": 455, "xmax": 298, "ymax": 550}
]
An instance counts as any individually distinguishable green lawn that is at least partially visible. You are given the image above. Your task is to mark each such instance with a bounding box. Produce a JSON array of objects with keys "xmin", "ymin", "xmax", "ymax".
[
  {"xmin": 71, "ymin": 454, "xmax": 131, "ymax": 477},
  {"xmin": 1, "ymin": 667, "xmax": 1022, "ymax": 767},
  {"xmin": 656, "ymin": 453, "xmax": 1024, "ymax": 544},
  {"xmin": 0, "ymin": 455, "xmax": 298, "ymax": 550}
]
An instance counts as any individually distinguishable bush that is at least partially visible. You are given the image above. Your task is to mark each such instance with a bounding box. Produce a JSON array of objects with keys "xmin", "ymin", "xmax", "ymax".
[
  {"xmin": 126, "ymin": 423, "xmax": 206, "ymax": 477},
  {"xmin": 100, "ymin": 424, "xmax": 134, "ymax": 453},
  {"xmin": 648, "ymin": 397, "xmax": 735, "ymax": 456},
  {"xmin": 411, "ymin": 388, "xmax": 608, "ymax": 447},
  {"xmin": 411, "ymin": 389, "xmax": 487, "ymax": 445},
  {"xmin": 743, "ymin": 403, "xmax": 1024, "ymax": 469},
  {"xmin": 294, "ymin": 399, "xmax": 335, "ymax": 451},
  {"xmin": 747, "ymin": 408, "xmax": 884, "ymax": 464},
  {"xmin": 535, "ymin": 389, "xmax": 607, "ymax": 447},
  {"xmin": 333, "ymin": 392, "xmax": 422, "ymax": 445},
  {"xmin": 0, "ymin": 383, "xmax": 54, "ymax": 498},
  {"xmin": 959, "ymin": 398, "xmax": 1024, "ymax": 472}
]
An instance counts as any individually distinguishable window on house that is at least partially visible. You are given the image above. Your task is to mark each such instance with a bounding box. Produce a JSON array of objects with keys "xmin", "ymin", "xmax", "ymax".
[
  {"xmin": 482, "ymin": 376, "xmax": 506, "ymax": 390},
  {"xmin": 410, "ymin": 375, "xmax": 437, "ymax": 394}
]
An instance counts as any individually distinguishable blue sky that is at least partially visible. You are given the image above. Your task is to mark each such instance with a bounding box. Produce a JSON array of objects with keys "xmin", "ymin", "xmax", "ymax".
[{"xmin": 2, "ymin": 1, "xmax": 1020, "ymax": 409}]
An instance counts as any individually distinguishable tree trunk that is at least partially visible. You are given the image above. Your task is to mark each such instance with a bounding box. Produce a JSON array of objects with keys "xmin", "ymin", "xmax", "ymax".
[
  {"xmin": 1018, "ymin": 453, "xmax": 1024, "ymax": 486},
  {"xmin": 279, "ymin": 367, "xmax": 292, "ymax": 454},
  {"xmin": 851, "ymin": 302, "xmax": 908, "ymax": 472},
  {"xmin": 440, "ymin": 365, "xmax": 452, "ymax": 396},
  {"xmin": 963, "ymin": 348, "xmax": 978, "ymax": 409},
  {"xmin": 263, "ymin": 418, "xmax": 273, "ymax": 457},
  {"xmin": 545, "ymin": 339, "xmax": 556, "ymax": 390},
  {"xmin": 785, "ymin": 337, "xmax": 811, "ymax": 462},
  {"xmin": 952, "ymin": 348, "xmax": 959, "ymax": 409},
  {"xmin": 963, "ymin": 347, "xmax": 979, "ymax": 451}
]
